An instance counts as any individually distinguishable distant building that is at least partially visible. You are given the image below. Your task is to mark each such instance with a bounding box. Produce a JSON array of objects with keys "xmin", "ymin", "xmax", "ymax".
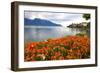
[
  {"xmin": 81, "ymin": 22, "xmax": 88, "ymax": 26},
  {"xmin": 67, "ymin": 22, "xmax": 89, "ymax": 28}
]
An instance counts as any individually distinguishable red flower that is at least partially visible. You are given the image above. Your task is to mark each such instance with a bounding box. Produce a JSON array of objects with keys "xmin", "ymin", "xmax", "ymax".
[
  {"xmin": 59, "ymin": 56, "xmax": 64, "ymax": 60},
  {"xmin": 72, "ymin": 42, "xmax": 78, "ymax": 48}
]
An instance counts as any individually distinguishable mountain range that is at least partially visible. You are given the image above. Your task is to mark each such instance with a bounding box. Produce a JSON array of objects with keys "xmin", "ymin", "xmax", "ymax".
[{"xmin": 24, "ymin": 18, "xmax": 62, "ymax": 26}]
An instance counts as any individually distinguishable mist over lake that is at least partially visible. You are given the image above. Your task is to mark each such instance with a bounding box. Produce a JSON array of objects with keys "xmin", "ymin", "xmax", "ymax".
[{"xmin": 24, "ymin": 26, "xmax": 88, "ymax": 44}]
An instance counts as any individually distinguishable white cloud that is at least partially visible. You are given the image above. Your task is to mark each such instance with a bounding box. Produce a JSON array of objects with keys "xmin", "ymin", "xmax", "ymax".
[{"xmin": 24, "ymin": 11, "xmax": 88, "ymax": 27}]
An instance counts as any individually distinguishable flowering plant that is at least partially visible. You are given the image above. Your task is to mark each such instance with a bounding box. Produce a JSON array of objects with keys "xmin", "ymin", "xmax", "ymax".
[{"xmin": 25, "ymin": 35, "xmax": 90, "ymax": 61}]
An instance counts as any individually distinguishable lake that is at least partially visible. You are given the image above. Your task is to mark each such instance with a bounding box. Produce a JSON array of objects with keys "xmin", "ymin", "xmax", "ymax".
[{"xmin": 24, "ymin": 26, "xmax": 89, "ymax": 44}]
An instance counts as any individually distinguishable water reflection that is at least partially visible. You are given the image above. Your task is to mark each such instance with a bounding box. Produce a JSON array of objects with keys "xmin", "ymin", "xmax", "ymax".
[{"xmin": 24, "ymin": 26, "xmax": 89, "ymax": 44}]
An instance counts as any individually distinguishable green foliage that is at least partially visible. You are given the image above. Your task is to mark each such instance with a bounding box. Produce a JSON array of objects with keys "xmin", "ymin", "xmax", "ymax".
[
  {"xmin": 61, "ymin": 50, "xmax": 68, "ymax": 57},
  {"xmin": 87, "ymin": 22, "xmax": 90, "ymax": 28},
  {"xmin": 34, "ymin": 56, "xmax": 43, "ymax": 61},
  {"xmin": 83, "ymin": 14, "xmax": 90, "ymax": 20},
  {"xmin": 53, "ymin": 47, "xmax": 60, "ymax": 52},
  {"xmin": 76, "ymin": 33, "xmax": 85, "ymax": 36},
  {"xmin": 63, "ymin": 45, "xmax": 70, "ymax": 50}
]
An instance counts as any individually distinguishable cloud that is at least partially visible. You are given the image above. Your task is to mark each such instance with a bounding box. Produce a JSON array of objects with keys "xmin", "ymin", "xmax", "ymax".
[{"xmin": 24, "ymin": 11, "xmax": 86, "ymax": 27}]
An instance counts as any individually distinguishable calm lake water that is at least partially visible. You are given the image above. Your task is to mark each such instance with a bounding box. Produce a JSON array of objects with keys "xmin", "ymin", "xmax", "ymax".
[{"xmin": 24, "ymin": 26, "xmax": 89, "ymax": 44}]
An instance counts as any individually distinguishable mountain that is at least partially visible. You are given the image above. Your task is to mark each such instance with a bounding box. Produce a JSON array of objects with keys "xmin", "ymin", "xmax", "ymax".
[{"xmin": 24, "ymin": 18, "xmax": 62, "ymax": 26}]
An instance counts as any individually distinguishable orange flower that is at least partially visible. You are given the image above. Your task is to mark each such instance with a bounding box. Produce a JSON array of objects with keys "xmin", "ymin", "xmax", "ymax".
[
  {"xmin": 32, "ymin": 49, "xmax": 36, "ymax": 53},
  {"xmin": 24, "ymin": 35, "xmax": 90, "ymax": 61}
]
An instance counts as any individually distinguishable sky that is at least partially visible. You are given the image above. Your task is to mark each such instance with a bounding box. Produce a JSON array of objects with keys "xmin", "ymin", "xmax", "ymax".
[{"xmin": 24, "ymin": 11, "xmax": 89, "ymax": 27}]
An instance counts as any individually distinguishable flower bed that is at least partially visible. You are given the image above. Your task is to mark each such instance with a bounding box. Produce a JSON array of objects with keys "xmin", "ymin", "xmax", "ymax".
[{"xmin": 24, "ymin": 36, "xmax": 90, "ymax": 61}]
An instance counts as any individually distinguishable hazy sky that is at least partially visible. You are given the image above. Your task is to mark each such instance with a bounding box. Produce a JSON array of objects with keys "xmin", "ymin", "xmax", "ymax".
[{"xmin": 24, "ymin": 11, "xmax": 87, "ymax": 27}]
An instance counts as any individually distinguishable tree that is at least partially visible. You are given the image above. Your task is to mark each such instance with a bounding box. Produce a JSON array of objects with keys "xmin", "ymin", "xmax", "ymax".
[{"xmin": 83, "ymin": 14, "xmax": 90, "ymax": 20}]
